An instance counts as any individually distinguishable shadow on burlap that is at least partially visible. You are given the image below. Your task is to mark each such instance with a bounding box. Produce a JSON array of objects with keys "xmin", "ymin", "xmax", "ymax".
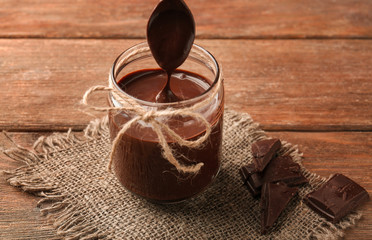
[{"xmin": 2, "ymin": 110, "xmax": 363, "ymax": 239}]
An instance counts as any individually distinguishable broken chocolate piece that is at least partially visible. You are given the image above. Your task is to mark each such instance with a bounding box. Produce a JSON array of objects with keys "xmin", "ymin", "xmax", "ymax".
[
  {"xmin": 239, "ymin": 164, "xmax": 264, "ymax": 197},
  {"xmin": 263, "ymin": 155, "xmax": 308, "ymax": 187},
  {"xmin": 260, "ymin": 182, "xmax": 298, "ymax": 234},
  {"xmin": 304, "ymin": 173, "xmax": 369, "ymax": 223},
  {"xmin": 252, "ymin": 138, "xmax": 281, "ymax": 172},
  {"xmin": 239, "ymin": 156, "xmax": 307, "ymax": 197}
]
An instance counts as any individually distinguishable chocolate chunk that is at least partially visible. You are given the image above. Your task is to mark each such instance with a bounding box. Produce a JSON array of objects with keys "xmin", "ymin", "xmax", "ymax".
[
  {"xmin": 304, "ymin": 173, "xmax": 369, "ymax": 223},
  {"xmin": 260, "ymin": 182, "xmax": 298, "ymax": 234},
  {"xmin": 252, "ymin": 138, "xmax": 281, "ymax": 172},
  {"xmin": 239, "ymin": 156, "xmax": 307, "ymax": 197},
  {"xmin": 239, "ymin": 164, "xmax": 264, "ymax": 197},
  {"xmin": 263, "ymin": 155, "xmax": 308, "ymax": 187}
]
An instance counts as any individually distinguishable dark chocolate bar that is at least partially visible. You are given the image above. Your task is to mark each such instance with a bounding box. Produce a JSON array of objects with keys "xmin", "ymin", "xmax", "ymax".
[
  {"xmin": 260, "ymin": 182, "xmax": 298, "ymax": 234},
  {"xmin": 252, "ymin": 138, "xmax": 281, "ymax": 172},
  {"xmin": 304, "ymin": 173, "xmax": 369, "ymax": 223},
  {"xmin": 263, "ymin": 155, "xmax": 308, "ymax": 187},
  {"xmin": 239, "ymin": 164, "xmax": 264, "ymax": 197}
]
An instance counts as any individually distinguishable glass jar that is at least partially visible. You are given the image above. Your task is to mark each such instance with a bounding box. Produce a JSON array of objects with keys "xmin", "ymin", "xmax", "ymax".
[{"xmin": 108, "ymin": 42, "xmax": 224, "ymax": 203}]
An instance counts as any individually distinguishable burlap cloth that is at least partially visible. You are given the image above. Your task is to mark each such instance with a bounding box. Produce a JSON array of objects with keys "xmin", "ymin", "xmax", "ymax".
[{"xmin": 2, "ymin": 110, "xmax": 363, "ymax": 239}]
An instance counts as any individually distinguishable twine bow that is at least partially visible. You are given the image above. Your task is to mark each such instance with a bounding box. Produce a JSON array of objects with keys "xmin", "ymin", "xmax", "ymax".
[{"xmin": 81, "ymin": 71, "xmax": 222, "ymax": 174}]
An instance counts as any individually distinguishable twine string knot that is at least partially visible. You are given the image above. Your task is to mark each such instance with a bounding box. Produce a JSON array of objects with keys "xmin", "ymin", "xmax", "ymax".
[{"xmin": 81, "ymin": 69, "xmax": 222, "ymax": 174}]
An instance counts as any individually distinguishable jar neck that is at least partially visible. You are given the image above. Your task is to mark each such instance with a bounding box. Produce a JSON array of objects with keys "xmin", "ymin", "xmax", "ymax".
[{"xmin": 109, "ymin": 42, "xmax": 221, "ymax": 108}]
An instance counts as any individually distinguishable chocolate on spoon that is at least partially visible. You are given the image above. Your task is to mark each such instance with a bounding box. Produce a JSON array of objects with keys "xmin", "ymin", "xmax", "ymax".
[{"xmin": 147, "ymin": 0, "xmax": 195, "ymax": 103}]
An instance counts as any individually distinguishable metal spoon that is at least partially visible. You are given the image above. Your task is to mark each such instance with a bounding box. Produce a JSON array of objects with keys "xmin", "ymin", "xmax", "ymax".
[{"xmin": 147, "ymin": 0, "xmax": 195, "ymax": 103}]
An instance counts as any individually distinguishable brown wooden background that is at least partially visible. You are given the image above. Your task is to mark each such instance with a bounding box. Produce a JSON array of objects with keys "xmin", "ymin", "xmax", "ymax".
[{"xmin": 0, "ymin": 0, "xmax": 371, "ymax": 239}]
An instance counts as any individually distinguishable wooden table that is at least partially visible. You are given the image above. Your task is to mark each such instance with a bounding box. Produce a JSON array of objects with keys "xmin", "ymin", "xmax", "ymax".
[{"xmin": 0, "ymin": 0, "xmax": 371, "ymax": 239}]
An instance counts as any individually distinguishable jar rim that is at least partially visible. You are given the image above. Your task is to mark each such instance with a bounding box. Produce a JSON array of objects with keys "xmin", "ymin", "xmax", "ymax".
[{"xmin": 109, "ymin": 42, "xmax": 221, "ymax": 107}]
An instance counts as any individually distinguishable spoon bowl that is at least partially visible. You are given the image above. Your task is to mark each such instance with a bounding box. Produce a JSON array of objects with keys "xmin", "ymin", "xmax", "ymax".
[{"xmin": 147, "ymin": 0, "xmax": 195, "ymax": 102}]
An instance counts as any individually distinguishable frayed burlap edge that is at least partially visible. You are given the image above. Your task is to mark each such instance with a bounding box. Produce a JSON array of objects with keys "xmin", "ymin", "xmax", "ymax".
[
  {"xmin": 1, "ymin": 109, "xmax": 363, "ymax": 240},
  {"xmin": 1, "ymin": 117, "xmax": 109, "ymax": 239}
]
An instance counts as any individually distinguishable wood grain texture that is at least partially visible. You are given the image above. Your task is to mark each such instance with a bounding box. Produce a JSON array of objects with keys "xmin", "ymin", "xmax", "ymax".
[
  {"xmin": 1, "ymin": 39, "xmax": 371, "ymax": 131},
  {"xmin": 0, "ymin": 0, "xmax": 372, "ymax": 39},
  {"xmin": 0, "ymin": 131, "xmax": 371, "ymax": 239}
]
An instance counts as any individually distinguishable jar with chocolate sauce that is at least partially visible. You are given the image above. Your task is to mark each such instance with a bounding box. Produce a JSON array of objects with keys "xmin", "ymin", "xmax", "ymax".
[{"xmin": 108, "ymin": 42, "xmax": 224, "ymax": 203}]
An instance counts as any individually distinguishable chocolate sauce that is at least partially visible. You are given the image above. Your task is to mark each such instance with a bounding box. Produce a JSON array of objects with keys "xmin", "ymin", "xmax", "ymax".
[
  {"xmin": 147, "ymin": 0, "xmax": 195, "ymax": 102},
  {"xmin": 117, "ymin": 69, "xmax": 209, "ymax": 103},
  {"xmin": 109, "ymin": 69, "xmax": 223, "ymax": 202}
]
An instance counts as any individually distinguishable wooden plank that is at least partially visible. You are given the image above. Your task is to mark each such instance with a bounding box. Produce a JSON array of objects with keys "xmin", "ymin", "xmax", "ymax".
[
  {"xmin": 0, "ymin": 131, "xmax": 371, "ymax": 239},
  {"xmin": 0, "ymin": 0, "xmax": 372, "ymax": 39},
  {"xmin": 1, "ymin": 39, "xmax": 371, "ymax": 131},
  {"xmin": 0, "ymin": 188, "xmax": 57, "ymax": 240}
]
